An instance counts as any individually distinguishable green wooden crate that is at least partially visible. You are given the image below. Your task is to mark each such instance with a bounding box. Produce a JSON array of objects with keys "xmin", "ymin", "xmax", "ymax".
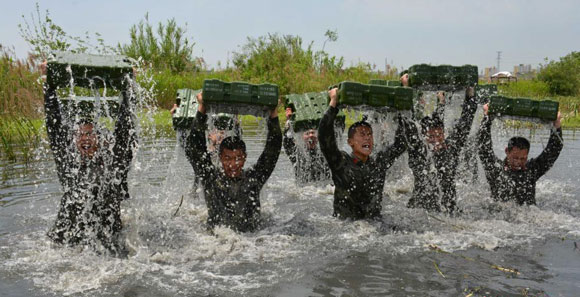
[
  {"xmin": 475, "ymin": 84, "xmax": 498, "ymax": 103},
  {"xmin": 202, "ymin": 80, "xmax": 278, "ymax": 108},
  {"xmin": 285, "ymin": 91, "xmax": 345, "ymax": 131},
  {"xmin": 336, "ymin": 81, "xmax": 413, "ymax": 111},
  {"xmin": 368, "ymin": 79, "xmax": 402, "ymax": 87},
  {"xmin": 488, "ymin": 95, "xmax": 559, "ymax": 121},
  {"xmin": 60, "ymin": 96, "xmax": 120, "ymax": 118},
  {"xmin": 408, "ymin": 64, "xmax": 478, "ymax": 89},
  {"xmin": 172, "ymin": 89, "xmax": 201, "ymax": 129},
  {"xmin": 47, "ymin": 52, "xmax": 133, "ymax": 90}
]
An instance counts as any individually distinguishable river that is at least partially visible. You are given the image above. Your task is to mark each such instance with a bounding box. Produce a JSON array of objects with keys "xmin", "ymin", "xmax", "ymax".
[{"xmin": 0, "ymin": 119, "xmax": 579, "ymax": 297}]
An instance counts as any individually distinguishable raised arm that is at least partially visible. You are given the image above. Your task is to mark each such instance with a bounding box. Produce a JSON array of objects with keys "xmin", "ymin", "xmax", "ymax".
[
  {"xmin": 112, "ymin": 90, "xmax": 137, "ymax": 172},
  {"xmin": 44, "ymin": 81, "xmax": 73, "ymax": 186},
  {"xmin": 319, "ymin": 88, "xmax": 347, "ymax": 172},
  {"xmin": 477, "ymin": 108, "xmax": 502, "ymax": 176},
  {"xmin": 185, "ymin": 94, "xmax": 215, "ymax": 180},
  {"xmin": 528, "ymin": 113, "xmax": 564, "ymax": 178},
  {"xmin": 283, "ymin": 125, "xmax": 298, "ymax": 165},
  {"xmin": 248, "ymin": 115, "xmax": 283, "ymax": 186},
  {"xmin": 448, "ymin": 87, "xmax": 478, "ymax": 152},
  {"xmin": 376, "ymin": 114, "xmax": 408, "ymax": 169}
]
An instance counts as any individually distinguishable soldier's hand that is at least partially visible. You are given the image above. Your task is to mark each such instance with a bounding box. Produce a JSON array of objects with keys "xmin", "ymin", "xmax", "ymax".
[
  {"xmin": 328, "ymin": 88, "xmax": 338, "ymax": 107},
  {"xmin": 437, "ymin": 91, "xmax": 446, "ymax": 104},
  {"xmin": 466, "ymin": 86, "xmax": 475, "ymax": 98},
  {"xmin": 196, "ymin": 92, "xmax": 206, "ymax": 114},
  {"xmin": 170, "ymin": 104, "xmax": 178, "ymax": 115},
  {"xmin": 483, "ymin": 103, "xmax": 489, "ymax": 116},
  {"xmin": 40, "ymin": 60, "xmax": 47, "ymax": 81},
  {"xmin": 554, "ymin": 111, "xmax": 562, "ymax": 129},
  {"xmin": 400, "ymin": 73, "xmax": 409, "ymax": 87}
]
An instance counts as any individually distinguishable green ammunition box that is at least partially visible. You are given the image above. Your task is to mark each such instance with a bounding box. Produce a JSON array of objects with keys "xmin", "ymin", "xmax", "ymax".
[
  {"xmin": 285, "ymin": 91, "xmax": 345, "ymax": 131},
  {"xmin": 47, "ymin": 52, "xmax": 133, "ymax": 90},
  {"xmin": 60, "ymin": 96, "xmax": 120, "ymax": 118},
  {"xmin": 512, "ymin": 98, "xmax": 534, "ymax": 117},
  {"xmin": 336, "ymin": 81, "xmax": 413, "ymax": 111},
  {"xmin": 537, "ymin": 100, "xmax": 559, "ymax": 121},
  {"xmin": 408, "ymin": 64, "xmax": 478, "ymax": 89},
  {"xmin": 202, "ymin": 80, "xmax": 278, "ymax": 109},
  {"xmin": 368, "ymin": 85, "xmax": 393, "ymax": 107},
  {"xmin": 369, "ymin": 79, "xmax": 402, "ymax": 87},
  {"xmin": 256, "ymin": 84, "xmax": 279, "ymax": 107},
  {"xmin": 489, "ymin": 95, "xmax": 559, "ymax": 121},
  {"xmin": 202, "ymin": 79, "xmax": 226, "ymax": 103},
  {"xmin": 488, "ymin": 96, "xmax": 510, "ymax": 115},
  {"xmin": 172, "ymin": 89, "xmax": 201, "ymax": 129},
  {"xmin": 337, "ymin": 81, "xmax": 367, "ymax": 106},
  {"xmin": 393, "ymin": 87, "xmax": 414, "ymax": 110},
  {"xmin": 475, "ymin": 84, "xmax": 498, "ymax": 103},
  {"xmin": 369, "ymin": 79, "xmax": 387, "ymax": 86}
]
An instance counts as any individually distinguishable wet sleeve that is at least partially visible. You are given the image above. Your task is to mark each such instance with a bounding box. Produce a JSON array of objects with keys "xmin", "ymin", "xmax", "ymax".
[
  {"xmin": 43, "ymin": 84, "xmax": 71, "ymax": 180},
  {"xmin": 528, "ymin": 127, "xmax": 563, "ymax": 179},
  {"xmin": 448, "ymin": 94, "xmax": 478, "ymax": 155},
  {"xmin": 283, "ymin": 126, "xmax": 297, "ymax": 165},
  {"xmin": 477, "ymin": 115, "xmax": 502, "ymax": 177},
  {"xmin": 249, "ymin": 116, "xmax": 283, "ymax": 186},
  {"xmin": 318, "ymin": 106, "xmax": 346, "ymax": 172},
  {"xmin": 185, "ymin": 111, "xmax": 215, "ymax": 180},
  {"xmin": 377, "ymin": 115, "xmax": 408, "ymax": 169},
  {"xmin": 112, "ymin": 90, "xmax": 138, "ymax": 174}
]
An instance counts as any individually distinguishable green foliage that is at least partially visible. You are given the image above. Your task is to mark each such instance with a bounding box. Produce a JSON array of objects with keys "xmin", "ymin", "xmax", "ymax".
[
  {"xmin": 0, "ymin": 47, "xmax": 43, "ymax": 117},
  {"xmin": 118, "ymin": 14, "xmax": 198, "ymax": 73},
  {"xmin": 498, "ymin": 80, "xmax": 551, "ymax": 98},
  {"xmin": 538, "ymin": 51, "xmax": 580, "ymax": 96},
  {"xmin": 18, "ymin": 3, "xmax": 113, "ymax": 59}
]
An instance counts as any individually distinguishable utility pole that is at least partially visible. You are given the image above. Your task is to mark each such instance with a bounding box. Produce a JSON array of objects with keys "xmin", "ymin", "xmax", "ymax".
[{"xmin": 496, "ymin": 51, "xmax": 502, "ymax": 72}]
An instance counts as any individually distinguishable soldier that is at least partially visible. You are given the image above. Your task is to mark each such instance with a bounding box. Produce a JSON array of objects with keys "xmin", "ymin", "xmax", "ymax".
[
  {"xmin": 318, "ymin": 88, "xmax": 407, "ymax": 220},
  {"xmin": 283, "ymin": 107, "xmax": 331, "ymax": 183},
  {"xmin": 401, "ymin": 72, "xmax": 478, "ymax": 213},
  {"xmin": 42, "ymin": 62, "xmax": 137, "ymax": 255},
  {"xmin": 477, "ymin": 103, "xmax": 563, "ymax": 205},
  {"xmin": 185, "ymin": 93, "xmax": 282, "ymax": 232}
]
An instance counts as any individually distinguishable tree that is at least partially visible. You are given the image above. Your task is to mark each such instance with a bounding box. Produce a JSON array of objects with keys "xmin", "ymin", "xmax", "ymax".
[
  {"xmin": 118, "ymin": 14, "xmax": 197, "ymax": 73},
  {"xmin": 18, "ymin": 3, "xmax": 113, "ymax": 60},
  {"xmin": 538, "ymin": 52, "xmax": 580, "ymax": 96}
]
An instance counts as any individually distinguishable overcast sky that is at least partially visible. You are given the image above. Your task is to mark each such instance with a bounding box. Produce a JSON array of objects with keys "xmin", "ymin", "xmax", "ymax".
[{"xmin": 1, "ymin": 0, "xmax": 579, "ymax": 73}]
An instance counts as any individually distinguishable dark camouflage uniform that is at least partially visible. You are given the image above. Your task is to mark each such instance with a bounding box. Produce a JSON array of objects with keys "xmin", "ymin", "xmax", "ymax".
[
  {"xmin": 319, "ymin": 106, "xmax": 407, "ymax": 220},
  {"xmin": 478, "ymin": 115, "xmax": 563, "ymax": 205},
  {"xmin": 186, "ymin": 111, "xmax": 282, "ymax": 232},
  {"xmin": 45, "ymin": 85, "xmax": 136, "ymax": 254}
]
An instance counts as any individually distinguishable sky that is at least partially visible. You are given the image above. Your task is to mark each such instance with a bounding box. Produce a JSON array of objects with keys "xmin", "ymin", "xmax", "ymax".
[{"xmin": 1, "ymin": 0, "xmax": 579, "ymax": 73}]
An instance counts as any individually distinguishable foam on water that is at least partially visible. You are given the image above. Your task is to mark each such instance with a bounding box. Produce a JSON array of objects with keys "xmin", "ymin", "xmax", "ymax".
[{"xmin": 1, "ymin": 87, "xmax": 579, "ymax": 295}]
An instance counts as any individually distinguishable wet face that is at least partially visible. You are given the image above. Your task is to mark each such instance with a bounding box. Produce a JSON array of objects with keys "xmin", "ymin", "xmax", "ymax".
[
  {"xmin": 348, "ymin": 126, "xmax": 374, "ymax": 161},
  {"xmin": 302, "ymin": 129, "xmax": 318, "ymax": 150},
  {"xmin": 425, "ymin": 127, "xmax": 445, "ymax": 151},
  {"xmin": 75, "ymin": 123, "xmax": 98, "ymax": 158},
  {"xmin": 505, "ymin": 147, "xmax": 529, "ymax": 170},
  {"xmin": 219, "ymin": 148, "xmax": 247, "ymax": 178}
]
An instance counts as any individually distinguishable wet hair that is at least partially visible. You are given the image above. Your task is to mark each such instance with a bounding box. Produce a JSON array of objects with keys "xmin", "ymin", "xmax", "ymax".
[
  {"xmin": 76, "ymin": 118, "xmax": 95, "ymax": 127},
  {"xmin": 400, "ymin": 69, "xmax": 409, "ymax": 76},
  {"xmin": 507, "ymin": 137, "xmax": 530, "ymax": 152},
  {"xmin": 420, "ymin": 115, "xmax": 444, "ymax": 135},
  {"xmin": 348, "ymin": 121, "xmax": 372, "ymax": 139},
  {"xmin": 219, "ymin": 136, "xmax": 246, "ymax": 155}
]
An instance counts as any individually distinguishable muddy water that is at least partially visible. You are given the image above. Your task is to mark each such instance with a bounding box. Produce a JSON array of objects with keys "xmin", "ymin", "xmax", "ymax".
[{"xmin": 0, "ymin": 124, "xmax": 579, "ymax": 297}]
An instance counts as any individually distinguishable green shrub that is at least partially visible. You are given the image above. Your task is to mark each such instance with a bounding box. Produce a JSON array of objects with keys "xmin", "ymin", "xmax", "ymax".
[{"xmin": 538, "ymin": 52, "xmax": 580, "ymax": 96}]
